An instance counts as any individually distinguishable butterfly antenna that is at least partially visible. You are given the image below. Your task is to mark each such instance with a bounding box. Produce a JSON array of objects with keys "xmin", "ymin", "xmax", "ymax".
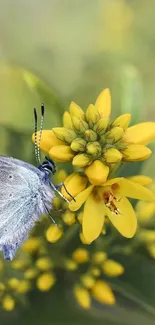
[
  {"xmin": 37, "ymin": 103, "xmax": 45, "ymax": 164},
  {"xmin": 34, "ymin": 108, "xmax": 40, "ymax": 164}
]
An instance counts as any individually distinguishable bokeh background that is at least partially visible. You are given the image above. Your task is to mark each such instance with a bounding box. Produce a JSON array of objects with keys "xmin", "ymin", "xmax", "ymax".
[{"xmin": 0, "ymin": 0, "xmax": 155, "ymax": 324}]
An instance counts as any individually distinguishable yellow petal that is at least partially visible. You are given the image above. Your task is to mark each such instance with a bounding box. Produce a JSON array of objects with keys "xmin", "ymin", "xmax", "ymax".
[
  {"xmin": 70, "ymin": 101, "xmax": 85, "ymax": 120},
  {"xmin": 92, "ymin": 280, "xmax": 115, "ymax": 305},
  {"xmin": 112, "ymin": 178, "xmax": 155, "ymax": 201},
  {"xmin": 63, "ymin": 111, "xmax": 73, "ymax": 128},
  {"xmin": 127, "ymin": 175, "xmax": 152, "ymax": 187},
  {"xmin": 122, "ymin": 144, "xmax": 151, "ymax": 161},
  {"xmin": 112, "ymin": 114, "xmax": 131, "ymax": 129},
  {"xmin": 32, "ymin": 130, "xmax": 64, "ymax": 152},
  {"xmin": 123, "ymin": 122, "xmax": 155, "ymax": 145},
  {"xmin": 85, "ymin": 160, "xmax": 109, "ymax": 185},
  {"xmin": 95, "ymin": 88, "xmax": 111, "ymax": 118},
  {"xmin": 49, "ymin": 145, "xmax": 74, "ymax": 162},
  {"xmin": 82, "ymin": 194, "xmax": 105, "ymax": 242},
  {"xmin": 69, "ymin": 185, "xmax": 94, "ymax": 211},
  {"xmin": 106, "ymin": 197, "xmax": 137, "ymax": 238},
  {"xmin": 61, "ymin": 172, "xmax": 88, "ymax": 201}
]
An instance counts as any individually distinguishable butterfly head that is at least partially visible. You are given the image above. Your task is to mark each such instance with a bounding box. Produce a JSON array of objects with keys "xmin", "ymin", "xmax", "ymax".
[{"xmin": 40, "ymin": 156, "xmax": 56, "ymax": 175}]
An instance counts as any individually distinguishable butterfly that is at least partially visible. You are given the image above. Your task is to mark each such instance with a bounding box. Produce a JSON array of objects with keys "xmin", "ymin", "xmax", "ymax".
[{"xmin": 0, "ymin": 104, "xmax": 73, "ymax": 261}]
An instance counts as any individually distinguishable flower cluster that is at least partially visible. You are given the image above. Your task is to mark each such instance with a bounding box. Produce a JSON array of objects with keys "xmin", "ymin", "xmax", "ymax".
[{"xmin": 65, "ymin": 248, "xmax": 124, "ymax": 309}]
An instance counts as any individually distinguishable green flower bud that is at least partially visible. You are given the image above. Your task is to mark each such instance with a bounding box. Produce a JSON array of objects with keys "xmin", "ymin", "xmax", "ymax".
[
  {"xmin": 86, "ymin": 142, "xmax": 101, "ymax": 156},
  {"xmin": 72, "ymin": 116, "xmax": 89, "ymax": 133},
  {"xmin": 72, "ymin": 154, "xmax": 92, "ymax": 167},
  {"xmin": 94, "ymin": 118, "xmax": 109, "ymax": 135},
  {"xmin": 86, "ymin": 104, "xmax": 100, "ymax": 128},
  {"xmin": 85, "ymin": 129, "xmax": 97, "ymax": 142},
  {"xmin": 106, "ymin": 127, "xmax": 124, "ymax": 143},
  {"xmin": 71, "ymin": 138, "xmax": 87, "ymax": 152},
  {"xmin": 53, "ymin": 127, "xmax": 77, "ymax": 143}
]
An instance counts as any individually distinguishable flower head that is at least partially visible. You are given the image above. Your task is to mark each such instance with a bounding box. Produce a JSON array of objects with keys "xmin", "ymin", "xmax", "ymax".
[
  {"xmin": 69, "ymin": 177, "xmax": 155, "ymax": 242},
  {"xmin": 33, "ymin": 89, "xmax": 155, "ymax": 185}
]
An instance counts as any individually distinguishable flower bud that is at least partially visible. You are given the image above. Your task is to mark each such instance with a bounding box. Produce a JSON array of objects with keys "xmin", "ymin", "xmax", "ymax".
[
  {"xmin": 62, "ymin": 211, "xmax": 76, "ymax": 226},
  {"xmin": 74, "ymin": 286, "xmax": 91, "ymax": 309},
  {"xmin": 70, "ymin": 101, "xmax": 85, "ymax": 120},
  {"xmin": 36, "ymin": 257, "xmax": 52, "ymax": 271},
  {"xmin": 24, "ymin": 268, "xmax": 38, "ymax": 280},
  {"xmin": 84, "ymin": 129, "xmax": 97, "ymax": 142},
  {"xmin": 61, "ymin": 172, "xmax": 88, "ymax": 201},
  {"xmin": 36, "ymin": 273, "xmax": 55, "ymax": 291},
  {"xmin": 121, "ymin": 144, "xmax": 151, "ymax": 161},
  {"xmin": 72, "ymin": 154, "xmax": 92, "ymax": 167},
  {"xmin": 71, "ymin": 138, "xmax": 86, "ymax": 152},
  {"xmin": 81, "ymin": 274, "xmax": 95, "ymax": 289},
  {"xmin": 85, "ymin": 160, "xmax": 109, "ymax": 185},
  {"xmin": 8, "ymin": 278, "xmax": 20, "ymax": 290},
  {"xmin": 16, "ymin": 280, "xmax": 31, "ymax": 293},
  {"xmin": 106, "ymin": 127, "xmax": 124, "ymax": 143},
  {"xmin": 72, "ymin": 116, "xmax": 88, "ymax": 133},
  {"xmin": 64, "ymin": 259, "xmax": 78, "ymax": 271},
  {"xmin": 2, "ymin": 295, "xmax": 15, "ymax": 311},
  {"xmin": 86, "ymin": 142, "xmax": 101, "ymax": 156},
  {"xmin": 46, "ymin": 225, "xmax": 63, "ymax": 243},
  {"xmin": 72, "ymin": 248, "xmax": 89, "ymax": 263},
  {"xmin": 22, "ymin": 237, "xmax": 41, "ymax": 253},
  {"xmin": 94, "ymin": 118, "xmax": 109, "ymax": 135},
  {"xmin": 104, "ymin": 148, "xmax": 122, "ymax": 163},
  {"xmin": 92, "ymin": 252, "xmax": 107, "ymax": 264},
  {"xmin": 86, "ymin": 104, "xmax": 100, "ymax": 128},
  {"xmin": 102, "ymin": 260, "xmax": 124, "ymax": 277},
  {"xmin": 52, "ymin": 127, "xmax": 76, "ymax": 143},
  {"xmin": 112, "ymin": 114, "xmax": 131, "ymax": 129},
  {"xmin": 92, "ymin": 280, "xmax": 115, "ymax": 305},
  {"xmin": 63, "ymin": 111, "xmax": 73, "ymax": 128},
  {"xmin": 49, "ymin": 145, "xmax": 74, "ymax": 162}
]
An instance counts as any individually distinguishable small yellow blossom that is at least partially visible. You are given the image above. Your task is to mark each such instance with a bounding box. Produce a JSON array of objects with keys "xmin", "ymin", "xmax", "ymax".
[
  {"xmin": 64, "ymin": 259, "xmax": 78, "ymax": 271},
  {"xmin": 2, "ymin": 295, "xmax": 15, "ymax": 311},
  {"xmin": 46, "ymin": 225, "xmax": 63, "ymax": 243},
  {"xmin": 92, "ymin": 280, "xmax": 115, "ymax": 305},
  {"xmin": 74, "ymin": 286, "xmax": 91, "ymax": 309},
  {"xmin": 72, "ymin": 248, "xmax": 89, "ymax": 264},
  {"xmin": 36, "ymin": 273, "xmax": 56, "ymax": 291},
  {"xmin": 22, "ymin": 237, "xmax": 41, "ymax": 253},
  {"xmin": 102, "ymin": 260, "xmax": 124, "ymax": 277},
  {"xmin": 92, "ymin": 252, "xmax": 107, "ymax": 264},
  {"xmin": 90, "ymin": 268, "xmax": 101, "ymax": 277},
  {"xmin": 69, "ymin": 177, "xmax": 155, "ymax": 242},
  {"xmin": 36, "ymin": 257, "xmax": 52, "ymax": 271},
  {"xmin": 11, "ymin": 259, "xmax": 28, "ymax": 270},
  {"xmin": 16, "ymin": 280, "xmax": 31, "ymax": 293},
  {"xmin": 8, "ymin": 278, "xmax": 20, "ymax": 290},
  {"xmin": 24, "ymin": 268, "xmax": 39, "ymax": 280},
  {"xmin": 81, "ymin": 274, "xmax": 95, "ymax": 289}
]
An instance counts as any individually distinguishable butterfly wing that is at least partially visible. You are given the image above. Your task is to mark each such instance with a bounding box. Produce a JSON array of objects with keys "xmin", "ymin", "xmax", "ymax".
[{"xmin": 0, "ymin": 156, "xmax": 45, "ymax": 260}]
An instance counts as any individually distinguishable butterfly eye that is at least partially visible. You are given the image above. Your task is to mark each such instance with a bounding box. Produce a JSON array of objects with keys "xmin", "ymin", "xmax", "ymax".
[{"xmin": 8, "ymin": 174, "xmax": 13, "ymax": 180}]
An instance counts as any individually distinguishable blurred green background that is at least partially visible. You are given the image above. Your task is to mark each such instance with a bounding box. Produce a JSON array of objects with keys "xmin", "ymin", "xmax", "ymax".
[{"xmin": 1, "ymin": 0, "xmax": 155, "ymax": 324}]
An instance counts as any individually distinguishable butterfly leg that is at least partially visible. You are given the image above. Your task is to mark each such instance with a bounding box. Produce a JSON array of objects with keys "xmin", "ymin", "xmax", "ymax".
[{"xmin": 55, "ymin": 183, "xmax": 75, "ymax": 202}]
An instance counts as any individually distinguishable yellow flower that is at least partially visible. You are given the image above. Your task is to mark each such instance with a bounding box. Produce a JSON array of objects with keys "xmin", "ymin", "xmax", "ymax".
[
  {"xmin": 92, "ymin": 280, "xmax": 115, "ymax": 305},
  {"xmin": 72, "ymin": 248, "xmax": 89, "ymax": 264},
  {"xmin": 16, "ymin": 280, "xmax": 31, "ymax": 293},
  {"xmin": 24, "ymin": 268, "xmax": 39, "ymax": 280},
  {"xmin": 46, "ymin": 225, "xmax": 63, "ymax": 243},
  {"xmin": 8, "ymin": 278, "xmax": 20, "ymax": 290},
  {"xmin": 2, "ymin": 295, "xmax": 15, "ymax": 311},
  {"xmin": 22, "ymin": 237, "xmax": 41, "ymax": 253},
  {"xmin": 81, "ymin": 274, "xmax": 96, "ymax": 289},
  {"xmin": 69, "ymin": 177, "xmax": 155, "ymax": 242},
  {"xmin": 102, "ymin": 260, "xmax": 124, "ymax": 277},
  {"xmin": 61, "ymin": 172, "xmax": 88, "ymax": 201},
  {"xmin": 92, "ymin": 252, "xmax": 107, "ymax": 264},
  {"xmin": 74, "ymin": 286, "xmax": 91, "ymax": 309},
  {"xmin": 64, "ymin": 259, "xmax": 78, "ymax": 271},
  {"xmin": 36, "ymin": 273, "xmax": 56, "ymax": 291},
  {"xmin": 36, "ymin": 257, "xmax": 52, "ymax": 271},
  {"xmin": 33, "ymin": 88, "xmax": 155, "ymax": 185}
]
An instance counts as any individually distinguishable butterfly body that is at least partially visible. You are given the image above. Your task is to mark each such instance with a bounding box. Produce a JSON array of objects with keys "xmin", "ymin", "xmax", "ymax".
[{"xmin": 0, "ymin": 155, "xmax": 56, "ymax": 260}]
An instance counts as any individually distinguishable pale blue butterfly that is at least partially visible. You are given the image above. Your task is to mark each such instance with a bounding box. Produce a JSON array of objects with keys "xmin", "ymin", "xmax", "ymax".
[{"xmin": 0, "ymin": 104, "xmax": 74, "ymax": 261}]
